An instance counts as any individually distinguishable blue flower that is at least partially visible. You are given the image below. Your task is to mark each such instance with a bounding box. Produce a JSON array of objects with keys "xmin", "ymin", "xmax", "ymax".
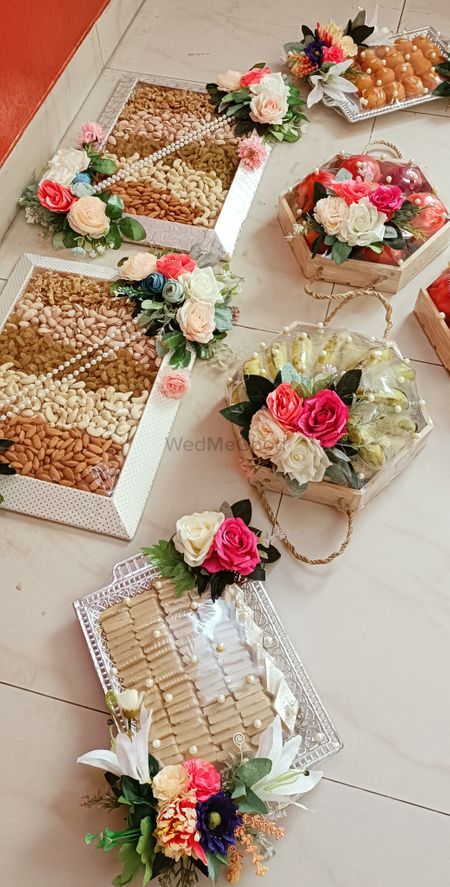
[
  {"xmin": 73, "ymin": 172, "xmax": 91, "ymax": 185},
  {"xmin": 143, "ymin": 272, "xmax": 166, "ymax": 294},
  {"xmin": 71, "ymin": 181, "xmax": 96, "ymax": 197},
  {"xmin": 72, "ymin": 246, "xmax": 86, "ymax": 257},
  {"xmin": 196, "ymin": 792, "xmax": 241, "ymax": 856},
  {"xmin": 304, "ymin": 38, "xmax": 325, "ymax": 66}
]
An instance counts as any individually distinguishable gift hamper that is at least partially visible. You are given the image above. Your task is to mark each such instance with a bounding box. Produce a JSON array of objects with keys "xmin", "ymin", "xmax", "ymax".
[
  {"xmin": 221, "ymin": 292, "xmax": 432, "ymax": 563},
  {"xmin": 278, "ymin": 142, "xmax": 450, "ymax": 294},
  {"xmin": 414, "ymin": 263, "xmax": 450, "ymax": 372}
]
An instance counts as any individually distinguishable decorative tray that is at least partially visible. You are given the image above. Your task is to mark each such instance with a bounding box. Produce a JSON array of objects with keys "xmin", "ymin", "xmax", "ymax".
[
  {"xmin": 323, "ymin": 27, "xmax": 449, "ymax": 121},
  {"xmin": 74, "ymin": 554, "xmax": 342, "ymax": 769},
  {"xmin": 96, "ymin": 73, "xmax": 271, "ymax": 259}
]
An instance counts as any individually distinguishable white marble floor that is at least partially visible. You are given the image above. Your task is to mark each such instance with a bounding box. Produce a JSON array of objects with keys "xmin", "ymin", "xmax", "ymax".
[{"xmin": 1, "ymin": 1, "xmax": 450, "ymax": 885}]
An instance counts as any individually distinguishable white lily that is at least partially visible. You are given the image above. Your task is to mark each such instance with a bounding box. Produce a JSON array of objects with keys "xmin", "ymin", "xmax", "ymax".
[
  {"xmin": 251, "ymin": 716, "xmax": 323, "ymax": 804},
  {"xmin": 77, "ymin": 705, "xmax": 153, "ymax": 784},
  {"xmin": 361, "ymin": 6, "xmax": 394, "ymax": 46},
  {"xmin": 307, "ymin": 60, "xmax": 357, "ymax": 108}
]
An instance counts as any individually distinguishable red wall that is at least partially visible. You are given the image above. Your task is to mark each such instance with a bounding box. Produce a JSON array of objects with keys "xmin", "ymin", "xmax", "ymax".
[{"xmin": 0, "ymin": 1, "xmax": 109, "ymax": 165}]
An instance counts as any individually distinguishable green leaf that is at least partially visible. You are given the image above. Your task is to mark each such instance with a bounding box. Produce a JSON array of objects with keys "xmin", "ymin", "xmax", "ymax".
[
  {"xmin": 161, "ymin": 330, "xmax": 185, "ymax": 350},
  {"xmin": 231, "ymin": 783, "xmax": 246, "ymax": 799},
  {"xmin": 219, "ymin": 400, "xmax": 259, "ymax": 429},
  {"xmin": 231, "ymin": 498, "xmax": 252, "ymax": 525},
  {"xmin": 107, "ymin": 222, "xmax": 123, "ymax": 250},
  {"xmin": 62, "ymin": 229, "xmax": 78, "ymax": 248},
  {"xmin": 244, "ymin": 374, "xmax": 275, "ymax": 402},
  {"xmin": 112, "ymin": 843, "xmax": 142, "ymax": 887},
  {"xmin": 335, "ymin": 369, "xmax": 362, "ymax": 405},
  {"xmin": 327, "ymin": 447, "xmax": 350, "ymax": 463},
  {"xmin": 237, "ymin": 757, "xmax": 272, "ymax": 787},
  {"xmin": 214, "ymin": 304, "xmax": 233, "ymax": 332},
  {"xmin": 324, "ymin": 234, "xmax": 336, "ymax": 246},
  {"xmin": 169, "ymin": 342, "xmax": 191, "ymax": 369},
  {"xmin": 238, "ymin": 788, "xmax": 268, "ymax": 815},
  {"xmin": 258, "ymin": 542, "xmax": 281, "ymax": 564},
  {"xmin": 52, "ymin": 230, "xmax": 66, "ymax": 250},
  {"xmin": 331, "ymin": 240, "xmax": 352, "ymax": 265},
  {"xmin": 140, "ymin": 299, "xmax": 163, "ymax": 311},
  {"xmin": 434, "ymin": 59, "xmax": 450, "ymax": 76},
  {"xmin": 313, "ymin": 181, "xmax": 328, "ymax": 204},
  {"xmin": 311, "ymin": 233, "xmax": 325, "ymax": 255},
  {"xmin": 335, "ymin": 168, "xmax": 353, "ymax": 182},
  {"xmin": 367, "ymin": 241, "xmax": 383, "ymax": 254},
  {"xmin": 432, "ymin": 81, "xmax": 450, "ymax": 97},
  {"xmin": 143, "ymin": 541, "xmax": 195, "ymax": 597},
  {"xmin": 207, "ymin": 852, "xmax": 226, "ymax": 884},
  {"xmin": 137, "ymin": 817, "xmax": 155, "ymax": 886},
  {"xmin": 104, "ymin": 193, "xmax": 125, "ymax": 220},
  {"xmin": 89, "ymin": 156, "xmax": 117, "ymax": 175},
  {"xmin": 118, "ymin": 216, "xmax": 147, "ymax": 241}
]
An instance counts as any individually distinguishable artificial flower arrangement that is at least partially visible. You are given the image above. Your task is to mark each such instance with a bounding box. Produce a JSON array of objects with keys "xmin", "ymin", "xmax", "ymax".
[
  {"xmin": 19, "ymin": 123, "xmax": 146, "ymax": 257},
  {"xmin": 292, "ymin": 152, "xmax": 449, "ymax": 266},
  {"xmin": 78, "ymin": 693, "xmax": 321, "ymax": 887},
  {"xmin": 221, "ymin": 326, "xmax": 428, "ymax": 499},
  {"xmin": 284, "ymin": 9, "xmax": 392, "ymax": 107},
  {"xmin": 110, "ymin": 248, "xmax": 242, "ymax": 370},
  {"xmin": 144, "ymin": 498, "xmax": 280, "ymax": 601},
  {"xmin": 206, "ymin": 64, "xmax": 307, "ymax": 143}
]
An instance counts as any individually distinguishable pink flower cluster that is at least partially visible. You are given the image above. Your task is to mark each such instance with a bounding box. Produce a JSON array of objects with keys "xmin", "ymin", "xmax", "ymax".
[
  {"xmin": 203, "ymin": 516, "xmax": 260, "ymax": 576},
  {"xmin": 266, "ymin": 383, "xmax": 349, "ymax": 448}
]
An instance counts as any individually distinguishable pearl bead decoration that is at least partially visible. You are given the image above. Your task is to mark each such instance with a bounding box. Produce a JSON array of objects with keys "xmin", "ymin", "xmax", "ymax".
[
  {"xmin": 164, "ymin": 693, "xmax": 174, "ymax": 703},
  {"xmin": 253, "ymin": 719, "xmax": 262, "ymax": 729},
  {"xmin": 152, "ymin": 739, "xmax": 161, "ymax": 749},
  {"xmin": 189, "ymin": 745, "xmax": 198, "ymax": 755}
]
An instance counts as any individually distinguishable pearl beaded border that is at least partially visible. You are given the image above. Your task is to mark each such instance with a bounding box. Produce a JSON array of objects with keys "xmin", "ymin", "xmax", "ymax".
[{"xmin": 93, "ymin": 116, "xmax": 230, "ymax": 195}]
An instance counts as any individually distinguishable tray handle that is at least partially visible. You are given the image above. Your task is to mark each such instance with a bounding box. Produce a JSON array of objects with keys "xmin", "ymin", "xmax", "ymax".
[
  {"xmin": 363, "ymin": 139, "xmax": 403, "ymax": 159},
  {"xmin": 304, "ymin": 279, "xmax": 393, "ymax": 339}
]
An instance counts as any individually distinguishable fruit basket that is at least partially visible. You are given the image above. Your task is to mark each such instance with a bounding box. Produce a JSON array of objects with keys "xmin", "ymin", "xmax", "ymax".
[
  {"xmin": 0, "ymin": 253, "xmax": 194, "ymax": 538},
  {"xmin": 95, "ymin": 73, "xmax": 271, "ymax": 259},
  {"xmin": 414, "ymin": 264, "xmax": 450, "ymax": 372},
  {"xmin": 278, "ymin": 143, "xmax": 450, "ymax": 294},
  {"xmin": 220, "ymin": 295, "xmax": 432, "ymax": 563}
]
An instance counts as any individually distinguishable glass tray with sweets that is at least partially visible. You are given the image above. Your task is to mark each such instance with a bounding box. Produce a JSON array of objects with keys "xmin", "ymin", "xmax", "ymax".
[
  {"xmin": 96, "ymin": 74, "xmax": 270, "ymax": 259},
  {"xmin": 74, "ymin": 554, "xmax": 342, "ymax": 769}
]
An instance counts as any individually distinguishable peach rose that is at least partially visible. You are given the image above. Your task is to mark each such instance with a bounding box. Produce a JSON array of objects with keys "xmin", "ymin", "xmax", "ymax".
[
  {"xmin": 217, "ymin": 70, "xmax": 243, "ymax": 92},
  {"xmin": 152, "ymin": 765, "xmax": 190, "ymax": 802},
  {"xmin": 119, "ymin": 252, "xmax": 158, "ymax": 280},
  {"xmin": 67, "ymin": 196, "xmax": 110, "ymax": 238},
  {"xmin": 177, "ymin": 299, "xmax": 215, "ymax": 344},
  {"xmin": 158, "ymin": 370, "xmax": 191, "ymax": 399},
  {"xmin": 249, "ymin": 92, "xmax": 288, "ymax": 125}
]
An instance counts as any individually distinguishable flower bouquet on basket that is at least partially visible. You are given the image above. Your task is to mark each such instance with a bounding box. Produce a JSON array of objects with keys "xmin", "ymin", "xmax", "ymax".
[
  {"xmin": 144, "ymin": 498, "xmax": 280, "ymax": 601},
  {"xmin": 78, "ymin": 693, "xmax": 321, "ymax": 887},
  {"xmin": 206, "ymin": 64, "xmax": 307, "ymax": 144},
  {"xmin": 110, "ymin": 248, "xmax": 242, "ymax": 371},
  {"xmin": 220, "ymin": 314, "xmax": 432, "ymax": 563},
  {"xmin": 19, "ymin": 123, "xmax": 146, "ymax": 257}
]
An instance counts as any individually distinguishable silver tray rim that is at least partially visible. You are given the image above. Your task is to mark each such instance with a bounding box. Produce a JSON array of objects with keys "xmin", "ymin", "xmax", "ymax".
[
  {"xmin": 321, "ymin": 26, "xmax": 449, "ymax": 122},
  {"xmin": 74, "ymin": 553, "xmax": 343, "ymax": 770}
]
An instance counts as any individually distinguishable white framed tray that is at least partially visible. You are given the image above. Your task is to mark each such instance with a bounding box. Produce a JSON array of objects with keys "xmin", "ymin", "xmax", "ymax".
[
  {"xmin": 97, "ymin": 73, "xmax": 271, "ymax": 259},
  {"xmin": 74, "ymin": 554, "xmax": 343, "ymax": 769},
  {"xmin": 323, "ymin": 27, "xmax": 449, "ymax": 122},
  {"xmin": 0, "ymin": 253, "xmax": 193, "ymax": 538}
]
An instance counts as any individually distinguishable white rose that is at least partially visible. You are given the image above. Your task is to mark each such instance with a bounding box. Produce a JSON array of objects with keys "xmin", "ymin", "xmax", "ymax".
[
  {"xmin": 251, "ymin": 72, "xmax": 290, "ymax": 98},
  {"xmin": 249, "ymin": 409, "xmax": 286, "ymax": 460},
  {"xmin": 173, "ymin": 510, "xmax": 225, "ymax": 566},
  {"xmin": 273, "ymin": 433, "xmax": 331, "ymax": 485},
  {"xmin": 338, "ymin": 197, "xmax": 387, "ymax": 247},
  {"xmin": 42, "ymin": 147, "xmax": 90, "ymax": 186},
  {"xmin": 179, "ymin": 266, "xmax": 222, "ymax": 304},
  {"xmin": 120, "ymin": 252, "xmax": 158, "ymax": 281},
  {"xmin": 250, "ymin": 92, "xmax": 288, "ymax": 125},
  {"xmin": 116, "ymin": 689, "xmax": 144, "ymax": 719},
  {"xmin": 314, "ymin": 196, "xmax": 350, "ymax": 237},
  {"xmin": 217, "ymin": 70, "xmax": 243, "ymax": 91}
]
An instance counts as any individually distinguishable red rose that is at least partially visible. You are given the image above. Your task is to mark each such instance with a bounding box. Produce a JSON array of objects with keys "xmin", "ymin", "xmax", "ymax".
[
  {"xmin": 428, "ymin": 269, "xmax": 450, "ymax": 318},
  {"xmin": 297, "ymin": 389, "xmax": 349, "ymax": 448},
  {"xmin": 369, "ymin": 184, "xmax": 404, "ymax": 217},
  {"xmin": 156, "ymin": 253, "xmax": 196, "ymax": 279},
  {"xmin": 332, "ymin": 179, "xmax": 375, "ymax": 205},
  {"xmin": 240, "ymin": 66, "xmax": 271, "ymax": 88},
  {"xmin": 202, "ymin": 517, "xmax": 260, "ymax": 576},
  {"xmin": 410, "ymin": 192, "xmax": 448, "ymax": 240},
  {"xmin": 37, "ymin": 179, "xmax": 77, "ymax": 213},
  {"xmin": 297, "ymin": 170, "xmax": 336, "ymax": 213},
  {"xmin": 266, "ymin": 383, "xmax": 303, "ymax": 431}
]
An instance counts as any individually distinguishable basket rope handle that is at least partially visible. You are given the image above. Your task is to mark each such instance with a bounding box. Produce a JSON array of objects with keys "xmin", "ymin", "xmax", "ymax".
[
  {"xmin": 304, "ymin": 278, "xmax": 393, "ymax": 338},
  {"xmin": 258, "ymin": 487, "xmax": 354, "ymax": 565},
  {"xmin": 362, "ymin": 139, "xmax": 403, "ymax": 159}
]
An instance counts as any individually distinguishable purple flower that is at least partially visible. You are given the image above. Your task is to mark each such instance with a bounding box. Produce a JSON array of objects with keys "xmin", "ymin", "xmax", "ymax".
[
  {"xmin": 304, "ymin": 38, "xmax": 325, "ymax": 66},
  {"xmin": 196, "ymin": 791, "xmax": 241, "ymax": 856}
]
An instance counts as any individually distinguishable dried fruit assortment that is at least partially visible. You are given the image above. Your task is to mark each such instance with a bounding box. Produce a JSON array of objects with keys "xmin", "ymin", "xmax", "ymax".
[
  {"xmin": 0, "ymin": 268, "xmax": 160, "ymax": 495},
  {"xmin": 104, "ymin": 82, "xmax": 240, "ymax": 229}
]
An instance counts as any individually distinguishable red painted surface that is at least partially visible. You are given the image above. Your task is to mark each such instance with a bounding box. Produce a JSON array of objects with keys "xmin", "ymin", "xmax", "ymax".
[{"xmin": 0, "ymin": 1, "xmax": 110, "ymax": 166}]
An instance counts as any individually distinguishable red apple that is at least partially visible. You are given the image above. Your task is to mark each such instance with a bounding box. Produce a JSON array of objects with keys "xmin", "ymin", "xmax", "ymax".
[
  {"xmin": 296, "ymin": 169, "xmax": 336, "ymax": 213},
  {"xmin": 338, "ymin": 154, "xmax": 381, "ymax": 183},
  {"xmin": 304, "ymin": 229, "xmax": 327, "ymax": 254},
  {"xmin": 358, "ymin": 244, "xmax": 405, "ymax": 265},
  {"xmin": 379, "ymin": 161, "xmax": 425, "ymax": 194},
  {"xmin": 410, "ymin": 192, "xmax": 448, "ymax": 240},
  {"xmin": 427, "ymin": 268, "xmax": 450, "ymax": 317}
]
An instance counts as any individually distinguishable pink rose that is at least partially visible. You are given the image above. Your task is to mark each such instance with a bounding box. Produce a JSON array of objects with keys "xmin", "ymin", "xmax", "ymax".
[
  {"xmin": 78, "ymin": 122, "xmax": 104, "ymax": 146},
  {"xmin": 322, "ymin": 45, "xmax": 345, "ymax": 63},
  {"xmin": 157, "ymin": 253, "xmax": 196, "ymax": 279},
  {"xmin": 237, "ymin": 135, "xmax": 267, "ymax": 170},
  {"xmin": 37, "ymin": 179, "xmax": 77, "ymax": 213},
  {"xmin": 250, "ymin": 92, "xmax": 288, "ymax": 125},
  {"xmin": 158, "ymin": 370, "xmax": 191, "ymax": 399},
  {"xmin": 369, "ymin": 184, "xmax": 404, "ymax": 217},
  {"xmin": 240, "ymin": 66, "xmax": 271, "ymax": 88},
  {"xmin": 297, "ymin": 389, "xmax": 349, "ymax": 448},
  {"xmin": 332, "ymin": 179, "xmax": 374, "ymax": 205},
  {"xmin": 183, "ymin": 759, "xmax": 221, "ymax": 801},
  {"xmin": 203, "ymin": 517, "xmax": 260, "ymax": 576},
  {"xmin": 266, "ymin": 383, "xmax": 303, "ymax": 431}
]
